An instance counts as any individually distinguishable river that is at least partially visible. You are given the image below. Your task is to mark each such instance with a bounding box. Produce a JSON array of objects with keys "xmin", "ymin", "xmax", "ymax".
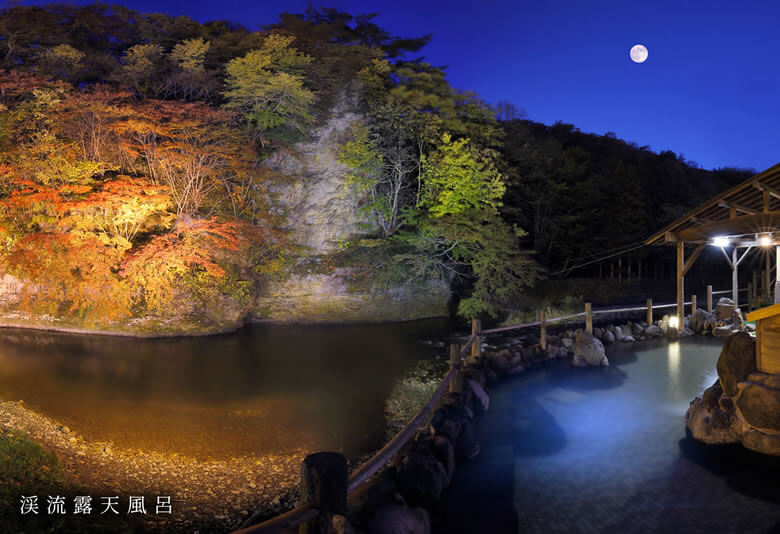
[{"xmin": 0, "ymin": 319, "xmax": 454, "ymax": 461}]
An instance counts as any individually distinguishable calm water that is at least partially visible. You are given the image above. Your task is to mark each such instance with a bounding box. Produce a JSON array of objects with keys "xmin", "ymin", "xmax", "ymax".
[
  {"xmin": 0, "ymin": 320, "xmax": 453, "ymax": 460},
  {"xmin": 436, "ymin": 337, "xmax": 780, "ymax": 534}
]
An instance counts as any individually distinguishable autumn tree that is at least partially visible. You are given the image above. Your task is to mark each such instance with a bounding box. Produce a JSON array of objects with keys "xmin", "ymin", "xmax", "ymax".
[{"xmin": 222, "ymin": 34, "xmax": 315, "ymax": 146}]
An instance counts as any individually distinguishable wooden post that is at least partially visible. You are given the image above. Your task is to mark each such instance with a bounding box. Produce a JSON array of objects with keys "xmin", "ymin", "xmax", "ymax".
[
  {"xmin": 731, "ymin": 247, "xmax": 738, "ymax": 305},
  {"xmin": 766, "ymin": 251, "xmax": 771, "ymax": 300},
  {"xmin": 618, "ymin": 257, "xmax": 622, "ymax": 285},
  {"xmin": 449, "ymin": 344, "xmax": 463, "ymax": 393},
  {"xmin": 691, "ymin": 294, "xmax": 697, "ymax": 316},
  {"xmin": 677, "ymin": 241, "xmax": 684, "ymax": 329},
  {"xmin": 706, "ymin": 285, "xmax": 712, "ymax": 313},
  {"xmin": 539, "ymin": 310, "xmax": 547, "ymax": 351},
  {"xmin": 299, "ymin": 452, "xmax": 348, "ymax": 534},
  {"xmin": 646, "ymin": 298, "xmax": 653, "ymax": 325},
  {"xmin": 776, "ymin": 246, "xmax": 780, "ymax": 304},
  {"xmin": 585, "ymin": 302, "xmax": 592, "ymax": 335},
  {"xmin": 470, "ymin": 319, "xmax": 481, "ymax": 363}
]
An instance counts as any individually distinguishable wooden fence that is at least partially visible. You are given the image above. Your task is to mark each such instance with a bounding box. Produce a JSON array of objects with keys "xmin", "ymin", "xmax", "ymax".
[{"xmin": 232, "ymin": 285, "xmax": 746, "ymax": 534}]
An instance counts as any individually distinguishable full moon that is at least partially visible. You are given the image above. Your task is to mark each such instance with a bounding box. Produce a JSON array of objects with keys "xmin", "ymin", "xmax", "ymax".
[{"xmin": 630, "ymin": 44, "xmax": 648, "ymax": 63}]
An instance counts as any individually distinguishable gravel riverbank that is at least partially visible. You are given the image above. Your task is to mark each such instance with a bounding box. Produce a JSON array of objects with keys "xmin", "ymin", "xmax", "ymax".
[{"xmin": 0, "ymin": 400, "xmax": 307, "ymax": 532}]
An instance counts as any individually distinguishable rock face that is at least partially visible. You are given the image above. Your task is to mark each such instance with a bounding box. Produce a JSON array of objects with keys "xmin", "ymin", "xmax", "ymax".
[
  {"xmin": 716, "ymin": 331, "xmax": 756, "ymax": 396},
  {"xmin": 251, "ymin": 91, "xmax": 450, "ymax": 322},
  {"xmin": 571, "ymin": 331, "xmax": 609, "ymax": 367},
  {"xmin": 686, "ymin": 332, "xmax": 780, "ymax": 456}
]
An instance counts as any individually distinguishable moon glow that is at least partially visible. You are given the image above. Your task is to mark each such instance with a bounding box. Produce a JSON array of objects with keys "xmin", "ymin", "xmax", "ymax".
[{"xmin": 630, "ymin": 44, "xmax": 648, "ymax": 63}]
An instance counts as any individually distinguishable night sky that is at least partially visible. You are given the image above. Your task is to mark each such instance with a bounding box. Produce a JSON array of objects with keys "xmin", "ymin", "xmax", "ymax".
[{"xmin": 17, "ymin": 0, "xmax": 780, "ymax": 172}]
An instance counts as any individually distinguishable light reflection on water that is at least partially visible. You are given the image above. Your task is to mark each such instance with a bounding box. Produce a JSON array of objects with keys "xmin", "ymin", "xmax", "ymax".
[
  {"xmin": 0, "ymin": 320, "xmax": 453, "ymax": 460},
  {"xmin": 436, "ymin": 336, "xmax": 780, "ymax": 534}
]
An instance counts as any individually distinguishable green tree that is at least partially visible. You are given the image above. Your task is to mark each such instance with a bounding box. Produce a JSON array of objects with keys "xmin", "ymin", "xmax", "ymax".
[{"xmin": 222, "ymin": 34, "xmax": 315, "ymax": 146}]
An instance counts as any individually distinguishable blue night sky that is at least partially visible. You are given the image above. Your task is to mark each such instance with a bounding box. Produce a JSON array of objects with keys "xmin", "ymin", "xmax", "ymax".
[{"xmin": 18, "ymin": 0, "xmax": 780, "ymax": 171}]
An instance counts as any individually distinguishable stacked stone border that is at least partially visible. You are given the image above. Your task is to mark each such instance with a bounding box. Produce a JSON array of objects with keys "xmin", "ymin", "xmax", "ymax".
[{"xmin": 232, "ymin": 289, "xmax": 749, "ymax": 534}]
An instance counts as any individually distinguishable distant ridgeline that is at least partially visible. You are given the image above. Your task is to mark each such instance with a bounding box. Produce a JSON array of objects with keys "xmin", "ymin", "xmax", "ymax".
[{"xmin": 0, "ymin": 4, "xmax": 752, "ymax": 332}]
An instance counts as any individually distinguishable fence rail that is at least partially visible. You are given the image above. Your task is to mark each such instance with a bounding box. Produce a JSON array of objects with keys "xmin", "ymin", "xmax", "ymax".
[{"xmin": 234, "ymin": 283, "xmax": 747, "ymax": 533}]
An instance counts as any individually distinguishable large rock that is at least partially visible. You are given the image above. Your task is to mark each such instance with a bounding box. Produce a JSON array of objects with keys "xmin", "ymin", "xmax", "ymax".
[
  {"xmin": 395, "ymin": 449, "xmax": 449, "ymax": 506},
  {"xmin": 734, "ymin": 378, "xmax": 780, "ymax": 434},
  {"xmin": 690, "ymin": 308, "xmax": 715, "ymax": 333},
  {"xmin": 571, "ymin": 331, "xmax": 609, "ymax": 367},
  {"xmin": 716, "ymin": 297, "xmax": 736, "ymax": 321},
  {"xmin": 368, "ymin": 503, "xmax": 431, "ymax": 534},
  {"xmin": 466, "ymin": 379, "xmax": 489, "ymax": 414},
  {"xmin": 716, "ymin": 331, "xmax": 756, "ymax": 396},
  {"xmin": 644, "ymin": 324, "xmax": 663, "ymax": 337}
]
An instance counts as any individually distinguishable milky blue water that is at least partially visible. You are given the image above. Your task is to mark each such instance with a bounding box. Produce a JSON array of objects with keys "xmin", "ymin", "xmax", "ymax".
[{"xmin": 435, "ymin": 337, "xmax": 780, "ymax": 534}]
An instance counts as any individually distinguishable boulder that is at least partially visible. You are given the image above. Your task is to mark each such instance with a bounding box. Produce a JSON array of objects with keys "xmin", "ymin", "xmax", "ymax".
[
  {"xmin": 561, "ymin": 337, "xmax": 574, "ymax": 349},
  {"xmin": 368, "ymin": 503, "xmax": 431, "ymax": 534},
  {"xmin": 620, "ymin": 335, "xmax": 636, "ymax": 343},
  {"xmin": 614, "ymin": 326, "xmax": 624, "ymax": 341},
  {"xmin": 644, "ymin": 324, "xmax": 663, "ymax": 337},
  {"xmin": 593, "ymin": 327, "xmax": 603, "ymax": 339},
  {"xmin": 486, "ymin": 352, "xmax": 511, "ymax": 375},
  {"xmin": 716, "ymin": 331, "xmax": 756, "ymax": 396},
  {"xmin": 602, "ymin": 330, "xmax": 615, "ymax": 343},
  {"xmin": 731, "ymin": 308, "xmax": 745, "ymax": 330},
  {"xmin": 631, "ymin": 323, "xmax": 644, "ymax": 336},
  {"xmin": 395, "ymin": 449, "xmax": 449, "ymax": 506},
  {"xmin": 713, "ymin": 325, "xmax": 734, "ymax": 337},
  {"xmin": 734, "ymin": 378, "xmax": 780, "ymax": 434},
  {"xmin": 686, "ymin": 370, "xmax": 780, "ymax": 456},
  {"xmin": 454, "ymin": 419, "xmax": 480, "ymax": 459},
  {"xmin": 716, "ymin": 297, "xmax": 736, "ymax": 321},
  {"xmin": 571, "ymin": 331, "xmax": 609, "ymax": 367},
  {"xmin": 690, "ymin": 308, "xmax": 715, "ymax": 333},
  {"xmin": 464, "ymin": 368, "xmax": 486, "ymax": 389}
]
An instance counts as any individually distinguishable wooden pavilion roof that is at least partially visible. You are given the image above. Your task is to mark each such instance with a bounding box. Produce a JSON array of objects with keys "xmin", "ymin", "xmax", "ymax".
[{"xmin": 646, "ymin": 163, "xmax": 780, "ymax": 246}]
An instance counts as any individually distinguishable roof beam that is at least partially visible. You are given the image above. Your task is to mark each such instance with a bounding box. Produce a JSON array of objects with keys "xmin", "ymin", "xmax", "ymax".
[
  {"xmin": 718, "ymin": 201, "xmax": 758, "ymax": 215},
  {"xmin": 682, "ymin": 244, "xmax": 705, "ymax": 275},
  {"xmin": 753, "ymin": 181, "xmax": 780, "ymax": 200}
]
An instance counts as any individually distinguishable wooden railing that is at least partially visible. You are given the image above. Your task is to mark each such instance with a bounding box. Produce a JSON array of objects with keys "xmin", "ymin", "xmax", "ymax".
[{"xmin": 233, "ymin": 285, "xmax": 744, "ymax": 534}]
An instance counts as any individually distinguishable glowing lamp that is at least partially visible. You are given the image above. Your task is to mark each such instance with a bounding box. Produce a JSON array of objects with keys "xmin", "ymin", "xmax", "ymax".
[
  {"xmin": 759, "ymin": 234, "xmax": 772, "ymax": 247},
  {"xmin": 668, "ymin": 315, "xmax": 679, "ymax": 329},
  {"xmin": 712, "ymin": 236, "xmax": 729, "ymax": 247}
]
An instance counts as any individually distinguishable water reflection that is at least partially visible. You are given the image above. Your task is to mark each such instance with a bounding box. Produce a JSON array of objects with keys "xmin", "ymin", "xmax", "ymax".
[{"xmin": 0, "ymin": 320, "xmax": 453, "ymax": 460}]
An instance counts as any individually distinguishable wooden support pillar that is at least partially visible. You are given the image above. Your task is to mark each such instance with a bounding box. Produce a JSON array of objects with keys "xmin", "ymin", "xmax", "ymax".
[
  {"xmin": 470, "ymin": 319, "xmax": 481, "ymax": 362},
  {"xmin": 707, "ymin": 285, "xmax": 712, "ymax": 313},
  {"xmin": 765, "ymin": 251, "xmax": 771, "ymax": 300},
  {"xmin": 539, "ymin": 310, "xmax": 546, "ymax": 351},
  {"xmin": 676, "ymin": 241, "xmax": 684, "ymax": 329},
  {"xmin": 585, "ymin": 303, "xmax": 592, "ymax": 335},
  {"xmin": 449, "ymin": 344, "xmax": 463, "ymax": 393},
  {"xmin": 618, "ymin": 257, "xmax": 622, "ymax": 285},
  {"xmin": 300, "ymin": 452, "xmax": 348, "ymax": 534},
  {"xmin": 646, "ymin": 298, "xmax": 653, "ymax": 325},
  {"xmin": 732, "ymin": 247, "xmax": 739, "ymax": 305},
  {"xmin": 776, "ymin": 246, "xmax": 780, "ymax": 304},
  {"xmin": 691, "ymin": 294, "xmax": 697, "ymax": 315}
]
